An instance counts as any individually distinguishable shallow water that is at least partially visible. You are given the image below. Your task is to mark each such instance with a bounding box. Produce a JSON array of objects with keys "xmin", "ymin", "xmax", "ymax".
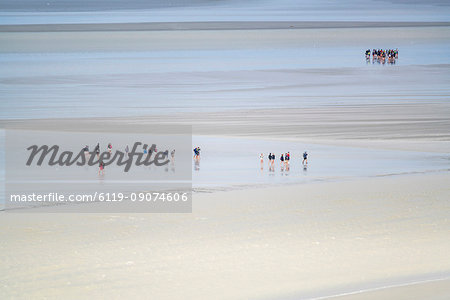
[
  {"xmin": 191, "ymin": 136, "xmax": 449, "ymax": 189},
  {"xmin": 1, "ymin": 134, "xmax": 448, "ymax": 210},
  {"xmin": 1, "ymin": 28, "xmax": 449, "ymax": 120},
  {"xmin": 0, "ymin": 0, "xmax": 449, "ymax": 24}
]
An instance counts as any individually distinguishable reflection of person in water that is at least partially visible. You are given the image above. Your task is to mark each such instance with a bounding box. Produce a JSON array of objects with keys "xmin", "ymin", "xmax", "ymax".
[
  {"xmin": 194, "ymin": 157, "xmax": 200, "ymax": 171},
  {"xmin": 170, "ymin": 149, "xmax": 176, "ymax": 165}
]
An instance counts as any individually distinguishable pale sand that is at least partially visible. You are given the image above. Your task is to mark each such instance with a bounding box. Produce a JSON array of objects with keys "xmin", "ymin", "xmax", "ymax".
[
  {"xmin": 2, "ymin": 26, "xmax": 449, "ymax": 53},
  {"xmin": 0, "ymin": 173, "xmax": 449, "ymax": 299},
  {"xmin": 330, "ymin": 278, "xmax": 450, "ymax": 300}
]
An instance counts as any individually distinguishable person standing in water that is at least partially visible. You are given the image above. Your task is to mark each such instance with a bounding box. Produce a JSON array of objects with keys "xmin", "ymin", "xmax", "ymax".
[
  {"xmin": 94, "ymin": 143, "xmax": 100, "ymax": 158},
  {"xmin": 83, "ymin": 145, "xmax": 89, "ymax": 157},
  {"xmin": 107, "ymin": 143, "xmax": 112, "ymax": 153},
  {"xmin": 280, "ymin": 153, "xmax": 284, "ymax": 166},
  {"xmin": 302, "ymin": 151, "xmax": 308, "ymax": 165},
  {"xmin": 285, "ymin": 153, "xmax": 290, "ymax": 171},
  {"xmin": 193, "ymin": 147, "xmax": 201, "ymax": 160},
  {"xmin": 98, "ymin": 161, "xmax": 105, "ymax": 176}
]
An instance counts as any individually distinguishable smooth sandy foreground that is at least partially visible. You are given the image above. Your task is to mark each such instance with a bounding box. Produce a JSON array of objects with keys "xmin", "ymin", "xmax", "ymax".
[
  {"xmin": 331, "ymin": 278, "xmax": 450, "ymax": 300},
  {"xmin": 0, "ymin": 172, "xmax": 449, "ymax": 299}
]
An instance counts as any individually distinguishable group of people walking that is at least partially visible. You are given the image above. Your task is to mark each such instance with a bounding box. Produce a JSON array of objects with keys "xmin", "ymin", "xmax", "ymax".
[
  {"xmin": 83, "ymin": 143, "xmax": 105, "ymax": 158},
  {"xmin": 365, "ymin": 48, "xmax": 398, "ymax": 64},
  {"xmin": 86, "ymin": 143, "xmax": 310, "ymax": 175},
  {"xmin": 263, "ymin": 152, "xmax": 291, "ymax": 167},
  {"xmin": 365, "ymin": 48, "xmax": 398, "ymax": 59},
  {"xmin": 260, "ymin": 151, "xmax": 308, "ymax": 168}
]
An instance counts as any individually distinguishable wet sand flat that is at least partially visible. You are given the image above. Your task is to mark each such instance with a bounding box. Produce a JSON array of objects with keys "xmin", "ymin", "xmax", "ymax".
[
  {"xmin": 1, "ymin": 21, "xmax": 449, "ymax": 32},
  {"xmin": 3, "ymin": 101, "xmax": 450, "ymax": 153},
  {"xmin": 1, "ymin": 26, "xmax": 449, "ymax": 124},
  {"xmin": 2, "ymin": 26, "xmax": 449, "ymax": 53}
]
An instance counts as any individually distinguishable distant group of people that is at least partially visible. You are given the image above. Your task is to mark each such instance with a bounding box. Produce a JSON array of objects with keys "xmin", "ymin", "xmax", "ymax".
[
  {"xmin": 365, "ymin": 48, "xmax": 398, "ymax": 64},
  {"xmin": 83, "ymin": 143, "xmax": 103, "ymax": 158},
  {"xmin": 260, "ymin": 151, "xmax": 308, "ymax": 169},
  {"xmin": 263, "ymin": 152, "xmax": 291, "ymax": 167},
  {"xmin": 84, "ymin": 143, "xmax": 311, "ymax": 175}
]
